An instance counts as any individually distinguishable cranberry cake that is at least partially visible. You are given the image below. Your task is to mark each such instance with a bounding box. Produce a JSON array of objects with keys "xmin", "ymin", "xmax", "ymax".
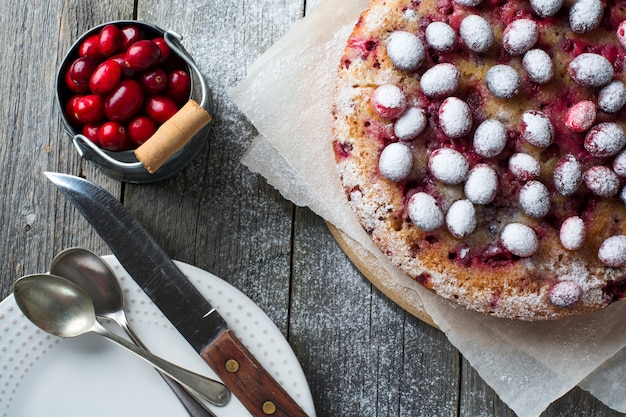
[{"xmin": 332, "ymin": 0, "xmax": 626, "ymax": 320}]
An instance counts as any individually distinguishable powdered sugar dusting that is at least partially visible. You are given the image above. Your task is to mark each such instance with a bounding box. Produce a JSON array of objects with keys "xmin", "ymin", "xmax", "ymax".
[
  {"xmin": 425, "ymin": 21, "xmax": 456, "ymax": 52},
  {"xmin": 519, "ymin": 180, "xmax": 550, "ymax": 218},
  {"xmin": 429, "ymin": 147, "xmax": 469, "ymax": 184},
  {"xmin": 584, "ymin": 166, "xmax": 620, "ymax": 197},
  {"xmin": 502, "ymin": 19, "xmax": 538, "ymax": 55},
  {"xmin": 529, "ymin": 0, "xmax": 564, "ymax": 17},
  {"xmin": 379, "ymin": 142, "xmax": 413, "ymax": 181},
  {"xmin": 568, "ymin": 53, "xmax": 614, "ymax": 87},
  {"xmin": 459, "ymin": 15, "xmax": 493, "ymax": 53},
  {"xmin": 386, "ymin": 31, "xmax": 425, "ymax": 71},
  {"xmin": 446, "ymin": 199, "xmax": 477, "ymax": 238},
  {"xmin": 509, "ymin": 153, "xmax": 541, "ymax": 181},
  {"xmin": 438, "ymin": 97, "xmax": 472, "ymax": 138},
  {"xmin": 548, "ymin": 281, "xmax": 583, "ymax": 308},
  {"xmin": 370, "ymin": 84, "xmax": 407, "ymax": 119},
  {"xmin": 565, "ymin": 100, "xmax": 596, "ymax": 132},
  {"xmin": 465, "ymin": 164, "xmax": 498, "ymax": 204},
  {"xmin": 394, "ymin": 107, "xmax": 427, "ymax": 140},
  {"xmin": 598, "ymin": 235, "xmax": 626, "ymax": 267},
  {"xmin": 408, "ymin": 192, "xmax": 444, "ymax": 231},
  {"xmin": 613, "ymin": 149, "xmax": 626, "ymax": 177},
  {"xmin": 598, "ymin": 81, "xmax": 626, "ymax": 113},
  {"xmin": 521, "ymin": 110, "xmax": 554, "ymax": 147},
  {"xmin": 501, "ymin": 223, "xmax": 538, "ymax": 257},
  {"xmin": 522, "ymin": 49, "xmax": 554, "ymax": 84},
  {"xmin": 569, "ymin": 0, "xmax": 603, "ymax": 34},
  {"xmin": 473, "ymin": 119, "xmax": 507, "ymax": 157},
  {"xmin": 420, "ymin": 63, "xmax": 460, "ymax": 98},
  {"xmin": 584, "ymin": 122, "xmax": 626, "ymax": 158},
  {"xmin": 485, "ymin": 65, "xmax": 521, "ymax": 98},
  {"xmin": 560, "ymin": 216, "xmax": 586, "ymax": 250},
  {"xmin": 553, "ymin": 154, "xmax": 582, "ymax": 195}
]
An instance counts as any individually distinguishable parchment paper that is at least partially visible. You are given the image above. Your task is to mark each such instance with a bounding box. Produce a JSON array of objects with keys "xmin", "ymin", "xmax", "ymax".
[{"xmin": 229, "ymin": 1, "xmax": 626, "ymax": 415}]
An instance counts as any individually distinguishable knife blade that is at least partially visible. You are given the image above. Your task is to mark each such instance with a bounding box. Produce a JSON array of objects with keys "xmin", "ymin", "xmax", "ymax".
[{"xmin": 45, "ymin": 172, "xmax": 309, "ymax": 417}]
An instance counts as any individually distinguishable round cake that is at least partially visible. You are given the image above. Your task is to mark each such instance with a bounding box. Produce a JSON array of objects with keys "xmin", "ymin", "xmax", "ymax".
[{"xmin": 332, "ymin": 0, "xmax": 626, "ymax": 320}]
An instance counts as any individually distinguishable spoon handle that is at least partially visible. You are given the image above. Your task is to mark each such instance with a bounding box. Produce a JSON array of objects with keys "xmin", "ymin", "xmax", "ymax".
[
  {"xmin": 118, "ymin": 319, "xmax": 220, "ymax": 417},
  {"xmin": 92, "ymin": 322, "xmax": 230, "ymax": 407}
]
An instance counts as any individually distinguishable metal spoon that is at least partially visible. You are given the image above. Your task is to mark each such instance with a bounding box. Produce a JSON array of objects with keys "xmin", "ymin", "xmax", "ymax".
[
  {"xmin": 13, "ymin": 273, "xmax": 230, "ymax": 408},
  {"xmin": 49, "ymin": 247, "xmax": 223, "ymax": 416}
]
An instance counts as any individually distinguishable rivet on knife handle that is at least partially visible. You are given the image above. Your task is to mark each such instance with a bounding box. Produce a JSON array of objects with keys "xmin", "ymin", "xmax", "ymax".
[{"xmin": 201, "ymin": 329, "xmax": 309, "ymax": 417}]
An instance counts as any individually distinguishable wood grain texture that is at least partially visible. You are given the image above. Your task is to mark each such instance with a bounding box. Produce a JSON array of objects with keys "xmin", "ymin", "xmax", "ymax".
[{"xmin": 0, "ymin": 1, "xmax": 623, "ymax": 416}]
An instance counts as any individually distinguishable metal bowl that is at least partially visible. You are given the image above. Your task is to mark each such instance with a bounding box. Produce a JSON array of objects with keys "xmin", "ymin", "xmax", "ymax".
[{"xmin": 56, "ymin": 20, "xmax": 212, "ymax": 183}]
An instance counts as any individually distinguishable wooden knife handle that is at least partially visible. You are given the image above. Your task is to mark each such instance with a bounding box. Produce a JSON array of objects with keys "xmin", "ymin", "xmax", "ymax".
[{"xmin": 201, "ymin": 329, "xmax": 309, "ymax": 417}]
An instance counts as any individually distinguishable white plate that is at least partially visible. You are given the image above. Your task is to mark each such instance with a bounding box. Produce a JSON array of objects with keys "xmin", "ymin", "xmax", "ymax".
[{"xmin": 0, "ymin": 256, "xmax": 316, "ymax": 417}]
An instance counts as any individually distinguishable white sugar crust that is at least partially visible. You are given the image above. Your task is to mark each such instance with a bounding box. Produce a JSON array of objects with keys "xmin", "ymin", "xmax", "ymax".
[{"xmin": 553, "ymin": 154, "xmax": 583, "ymax": 195}]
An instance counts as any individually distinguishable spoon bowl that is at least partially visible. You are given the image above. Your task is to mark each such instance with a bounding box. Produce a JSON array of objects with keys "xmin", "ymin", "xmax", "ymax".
[
  {"xmin": 50, "ymin": 247, "xmax": 123, "ymax": 320},
  {"xmin": 14, "ymin": 274, "xmax": 97, "ymax": 338}
]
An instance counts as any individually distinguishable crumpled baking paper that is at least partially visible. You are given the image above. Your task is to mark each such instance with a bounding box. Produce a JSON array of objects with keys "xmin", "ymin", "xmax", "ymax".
[{"xmin": 228, "ymin": 0, "xmax": 626, "ymax": 415}]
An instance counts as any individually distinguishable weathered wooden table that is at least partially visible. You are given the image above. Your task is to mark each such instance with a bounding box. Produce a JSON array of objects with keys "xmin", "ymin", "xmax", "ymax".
[{"xmin": 0, "ymin": 2, "xmax": 622, "ymax": 416}]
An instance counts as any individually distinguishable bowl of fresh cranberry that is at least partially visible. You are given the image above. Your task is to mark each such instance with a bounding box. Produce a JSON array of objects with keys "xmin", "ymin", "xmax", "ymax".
[{"xmin": 56, "ymin": 20, "xmax": 211, "ymax": 183}]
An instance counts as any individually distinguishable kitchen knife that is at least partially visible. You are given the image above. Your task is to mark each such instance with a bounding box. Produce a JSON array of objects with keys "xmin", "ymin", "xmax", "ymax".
[{"xmin": 45, "ymin": 172, "xmax": 309, "ymax": 417}]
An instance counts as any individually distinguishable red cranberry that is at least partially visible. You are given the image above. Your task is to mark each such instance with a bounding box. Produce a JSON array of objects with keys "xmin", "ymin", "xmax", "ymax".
[
  {"xmin": 89, "ymin": 59, "xmax": 122, "ymax": 95},
  {"xmin": 104, "ymin": 79, "xmax": 144, "ymax": 122},
  {"xmin": 140, "ymin": 68, "xmax": 167, "ymax": 94},
  {"xmin": 65, "ymin": 95, "xmax": 82, "ymax": 127},
  {"xmin": 65, "ymin": 56, "xmax": 98, "ymax": 93},
  {"xmin": 82, "ymin": 123, "xmax": 101, "ymax": 145},
  {"xmin": 125, "ymin": 40, "xmax": 161, "ymax": 71},
  {"xmin": 167, "ymin": 70, "xmax": 191, "ymax": 104},
  {"xmin": 110, "ymin": 53, "xmax": 135, "ymax": 78},
  {"xmin": 153, "ymin": 37, "xmax": 172, "ymax": 63},
  {"xmin": 79, "ymin": 33, "xmax": 103, "ymax": 59},
  {"xmin": 73, "ymin": 94, "xmax": 105, "ymax": 124},
  {"xmin": 128, "ymin": 116, "xmax": 157, "ymax": 145},
  {"xmin": 120, "ymin": 26, "xmax": 143, "ymax": 50},
  {"xmin": 145, "ymin": 95, "xmax": 178, "ymax": 124},
  {"xmin": 99, "ymin": 24, "xmax": 122, "ymax": 56},
  {"xmin": 98, "ymin": 121, "xmax": 127, "ymax": 151}
]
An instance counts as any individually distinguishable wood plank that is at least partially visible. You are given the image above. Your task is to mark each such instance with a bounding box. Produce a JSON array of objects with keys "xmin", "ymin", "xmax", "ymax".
[
  {"xmin": 133, "ymin": 0, "xmax": 303, "ymax": 332},
  {"xmin": 0, "ymin": 1, "xmax": 132, "ymax": 299},
  {"xmin": 291, "ymin": 208, "xmax": 459, "ymax": 416}
]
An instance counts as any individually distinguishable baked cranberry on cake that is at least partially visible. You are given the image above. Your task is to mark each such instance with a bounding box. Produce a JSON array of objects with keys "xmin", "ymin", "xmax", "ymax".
[{"xmin": 332, "ymin": 0, "xmax": 626, "ymax": 320}]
